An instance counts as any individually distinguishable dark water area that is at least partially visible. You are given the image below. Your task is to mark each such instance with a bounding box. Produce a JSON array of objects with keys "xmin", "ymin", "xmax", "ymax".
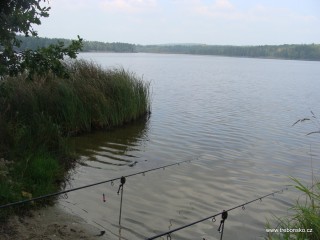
[{"xmin": 60, "ymin": 53, "xmax": 320, "ymax": 239}]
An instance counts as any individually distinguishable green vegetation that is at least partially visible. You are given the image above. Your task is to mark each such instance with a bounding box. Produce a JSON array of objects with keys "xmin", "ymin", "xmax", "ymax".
[
  {"xmin": 14, "ymin": 36, "xmax": 320, "ymax": 61},
  {"xmin": 267, "ymin": 177, "xmax": 320, "ymax": 240},
  {"xmin": 0, "ymin": 1, "xmax": 82, "ymax": 78},
  {"xmin": 0, "ymin": 60, "xmax": 151, "ymax": 219},
  {"xmin": 16, "ymin": 35, "xmax": 135, "ymax": 53},
  {"xmin": 136, "ymin": 44, "xmax": 320, "ymax": 61},
  {"xmin": 0, "ymin": 0, "xmax": 150, "ymax": 223}
]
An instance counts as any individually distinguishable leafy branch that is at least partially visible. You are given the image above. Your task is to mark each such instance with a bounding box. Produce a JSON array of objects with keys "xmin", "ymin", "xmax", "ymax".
[{"xmin": 0, "ymin": 0, "xmax": 82, "ymax": 79}]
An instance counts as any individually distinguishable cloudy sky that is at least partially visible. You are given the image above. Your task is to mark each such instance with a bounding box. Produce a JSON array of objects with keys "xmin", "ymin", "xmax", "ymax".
[{"xmin": 35, "ymin": 0, "xmax": 320, "ymax": 45}]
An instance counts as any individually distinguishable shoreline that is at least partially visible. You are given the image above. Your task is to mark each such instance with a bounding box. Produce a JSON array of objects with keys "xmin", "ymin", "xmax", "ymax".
[
  {"xmin": 2, "ymin": 205, "xmax": 107, "ymax": 240},
  {"xmin": 79, "ymin": 51, "xmax": 320, "ymax": 62}
]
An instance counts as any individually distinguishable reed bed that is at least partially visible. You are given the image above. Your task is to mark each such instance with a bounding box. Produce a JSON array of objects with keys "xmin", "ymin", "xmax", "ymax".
[{"xmin": 0, "ymin": 60, "xmax": 151, "ymax": 218}]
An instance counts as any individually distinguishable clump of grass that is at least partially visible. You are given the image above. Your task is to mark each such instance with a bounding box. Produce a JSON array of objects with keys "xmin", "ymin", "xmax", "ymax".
[
  {"xmin": 0, "ymin": 60, "xmax": 150, "ymax": 154},
  {"xmin": 0, "ymin": 151, "xmax": 63, "ymax": 219},
  {"xmin": 267, "ymin": 177, "xmax": 320, "ymax": 240},
  {"xmin": 0, "ymin": 60, "xmax": 151, "ymax": 220}
]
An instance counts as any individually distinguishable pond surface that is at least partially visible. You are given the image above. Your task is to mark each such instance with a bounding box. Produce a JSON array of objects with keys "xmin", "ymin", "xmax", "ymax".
[{"xmin": 60, "ymin": 53, "xmax": 320, "ymax": 240}]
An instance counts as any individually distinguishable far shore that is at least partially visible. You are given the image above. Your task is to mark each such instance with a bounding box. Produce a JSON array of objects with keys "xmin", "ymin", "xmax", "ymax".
[{"xmin": 79, "ymin": 50, "xmax": 320, "ymax": 62}]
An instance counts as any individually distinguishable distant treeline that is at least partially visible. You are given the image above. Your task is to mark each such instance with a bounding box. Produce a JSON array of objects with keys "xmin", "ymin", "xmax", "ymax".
[
  {"xmin": 16, "ymin": 36, "xmax": 135, "ymax": 52},
  {"xmin": 136, "ymin": 44, "xmax": 320, "ymax": 61},
  {"xmin": 15, "ymin": 36, "xmax": 320, "ymax": 61}
]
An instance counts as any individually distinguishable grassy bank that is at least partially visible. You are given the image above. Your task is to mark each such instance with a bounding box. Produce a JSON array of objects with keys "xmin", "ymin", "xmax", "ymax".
[
  {"xmin": 0, "ymin": 60, "xmax": 150, "ymax": 219},
  {"xmin": 267, "ymin": 177, "xmax": 320, "ymax": 240}
]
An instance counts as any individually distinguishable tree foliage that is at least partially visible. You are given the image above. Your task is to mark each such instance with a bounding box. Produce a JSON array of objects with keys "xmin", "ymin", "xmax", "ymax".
[
  {"xmin": 22, "ymin": 37, "xmax": 83, "ymax": 78},
  {"xmin": 0, "ymin": 0, "xmax": 83, "ymax": 78},
  {"xmin": 16, "ymin": 36, "xmax": 135, "ymax": 53}
]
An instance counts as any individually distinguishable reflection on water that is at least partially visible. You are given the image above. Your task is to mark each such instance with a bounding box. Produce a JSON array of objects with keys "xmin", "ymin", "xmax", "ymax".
[
  {"xmin": 70, "ymin": 116, "xmax": 150, "ymax": 169},
  {"xmin": 59, "ymin": 53, "xmax": 320, "ymax": 240}
]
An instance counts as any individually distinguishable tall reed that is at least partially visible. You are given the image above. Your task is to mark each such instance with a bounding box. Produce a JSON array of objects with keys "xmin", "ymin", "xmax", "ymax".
[
  {"xmin": 267, "ymin": 177, "xmax": 320, "ymax": 240},
  {"xmin": 0, "ymin": 60, "xmax": 150, "ymax": 153},
  {"xmin": 0, "ymin": 60, "xmax": 151, "ymax": 218}
]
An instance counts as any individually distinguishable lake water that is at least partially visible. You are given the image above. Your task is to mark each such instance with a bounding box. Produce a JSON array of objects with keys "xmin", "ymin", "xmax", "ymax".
[{"xmin": 59, "ymin": 53, "xmax": 320, "ymax": 240}]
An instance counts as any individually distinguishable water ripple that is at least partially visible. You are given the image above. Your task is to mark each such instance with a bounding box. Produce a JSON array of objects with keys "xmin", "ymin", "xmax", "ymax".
[{"xmin": 63, "ymin": 53, "xmax": 320, "ymax": 240}]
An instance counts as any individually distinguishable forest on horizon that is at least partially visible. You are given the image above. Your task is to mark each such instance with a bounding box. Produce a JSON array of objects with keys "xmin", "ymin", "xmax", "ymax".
[{"xmin": 13, "ymin": 36, "xmax": 320, "ymax": 61}]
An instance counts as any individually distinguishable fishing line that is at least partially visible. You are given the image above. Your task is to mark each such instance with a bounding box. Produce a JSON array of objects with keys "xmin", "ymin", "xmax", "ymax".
[
  {"xmin": 146, "ymin": 186, "xmax": 290, "ymax": 240},
  {"xmin": 0, "ymin": 158, "xmax": 197, "ymax": 209}
]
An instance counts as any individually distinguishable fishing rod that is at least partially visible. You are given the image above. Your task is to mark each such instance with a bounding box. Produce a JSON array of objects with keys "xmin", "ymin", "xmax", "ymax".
[
  {"xmin": 146, "ymin": 186, "xmax": 290, "ymax": 240},
  {"xmin": 0, "ymin": 158, "xmax": 197, "ymax": 210}
]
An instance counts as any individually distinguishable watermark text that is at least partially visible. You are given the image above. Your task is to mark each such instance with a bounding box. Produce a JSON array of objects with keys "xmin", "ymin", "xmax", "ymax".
[{"xmin": 266, "ymin": 228, "xmax": 313, "ymax": 233}]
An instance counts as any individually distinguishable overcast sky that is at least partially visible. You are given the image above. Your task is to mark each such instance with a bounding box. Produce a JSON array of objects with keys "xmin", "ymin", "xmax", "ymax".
[{"xmin": 35, "ymin": 0, "xmax": 320, "ymax": 45}]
